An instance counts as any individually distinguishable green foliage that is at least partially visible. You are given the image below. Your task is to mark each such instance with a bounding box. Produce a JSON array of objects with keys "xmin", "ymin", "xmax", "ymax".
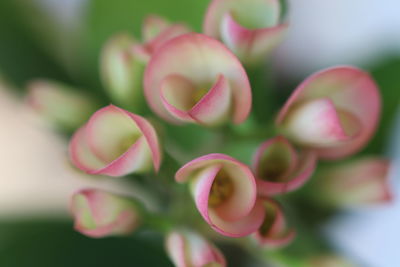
[
  {"xmin": 364, "ymin": 57, "xmax": 400, "ymax": 155},
  {"xmin": 0, "ymin": 219, "xmax": 173, "ymax": 267}
]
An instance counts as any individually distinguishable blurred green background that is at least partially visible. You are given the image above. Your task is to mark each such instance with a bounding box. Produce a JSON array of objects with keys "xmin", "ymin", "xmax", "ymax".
[{"xmin": 0, "ymin": 0, "xmax": 399, "ymax": 266}]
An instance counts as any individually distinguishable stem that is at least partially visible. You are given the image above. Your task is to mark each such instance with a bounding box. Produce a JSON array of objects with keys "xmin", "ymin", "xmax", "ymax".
[{"xmin": 247, "ymin": 62, "xmax": 278, "ymax": 125}]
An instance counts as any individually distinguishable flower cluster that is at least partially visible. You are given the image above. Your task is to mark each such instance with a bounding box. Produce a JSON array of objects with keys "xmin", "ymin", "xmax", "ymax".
[{"xmin": 26, "ymin": 0, "xmax": 392, "ymax": 266}]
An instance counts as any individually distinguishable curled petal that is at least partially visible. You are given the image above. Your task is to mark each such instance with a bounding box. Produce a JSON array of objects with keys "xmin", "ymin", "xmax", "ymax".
[
  {"xmin": 165, "ymin": 230, "xmax": 226, "ymax": 267},
  {"xmin": 90, "ymin": 136, "xmax": 152, "ymax": 177},
  {"xmin": 318, "ymin": 158, "xmax": 392, "ymax": 207},
  {"xmin": 277, "ymin": 66, "xmax": 381, "ymax": 159},
  {"xmin": 144, "ymin": 33, "xmax": 251, "ymax": 125},
  {"xmin": 191, "ymin": 163, "xmax": 254, "ymax": 221},
  {"xmin": 176, "ymin": 154, "xmax": 263, "ymax": 237},
  {"xmin": 161, "ymin": 74, "xmax": 232, "ymax": 125},
  {"xmin": 69, "ymin": 105, "xmax": 161, "ymax": 177},
  {"xmin": 253, "ymin": 136, "xmax": 317, "ymax": 196},
  {"xmin": 27, "ymin": 80, "xmax": 97, "ymax": 130},
  {"xmin": 70, "ymin": 126, "xmax": 106, "ymax": 172},
  {"xmin": 204, "ymin": 0, "xmax": 281, "ymax": 37},
  {"xmin": 208, "ymin": 199, "xmax": 265, "ymax": 237},
  {"xmin": 257, "ymin": 152, "xmax": 316, "ymax": 196},
  {"xmin": 71, "ymin": 188, "xmax": 142, "ymax": 238},
  {"xmin": 253, "ymin": 198, "xmax": 295, "ymax": 248},
  {"xmin": 253, "ymin": 136, "xmax": 298, "ymax": 181},
  {"xmin": 188, "ymin": 74, "xmax": 231, "ymax": 126},
  {"xmin": 221, "ymin": 13, "xmax": 288, "ymax": 64},
  {"xmin": 280, "ymin": 98, "xmax": 360, "ymax": 147},
  {"xmin": 204, "ymin": 0, "xmax": 286, "ymax": 63}
]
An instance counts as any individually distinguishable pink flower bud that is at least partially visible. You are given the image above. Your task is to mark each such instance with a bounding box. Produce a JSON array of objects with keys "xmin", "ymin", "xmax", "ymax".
[
  {"xmin": 69, "ymin": 105, "xmax": 161, "ymax": 177},
  {"xmin": 204, "ymin": 0, "xmax": 288, "ymax": 64},
  {"xmin": 138, "ymin": 15, "xmax": 191, "ymax": 60},
  {"xmin": 101, "ymin": 17, "xmax": 189, "ymax": 108},
  {"xmin": 165, "ymin": 230, "xmax": 226, "ymax": 267},
  {"xmin": 144, "ymin": 33, "xmax": 252, "ymax": 126},
  {"xmin": 176, "ymin": 154, "xmax": 265, "ymax": 237},
  {"xmin": 252, "ymin": 136, "xmax": 317, "ymax": 196},
  {"xmin": 277, "ymin": 66, "xmax": 381, "ymax": 160},
  {"xmin": 318, "ymin": 158, "xmax": 392, "ymax": 207},
  {"xmin": 100, "ymin": 34, "xmax": 146, "ymax": 108},
  {"xmin": 71, "ymin": 188, "xmax": 142, "ymax": 238},
  {"xmin": 27, "ymin": 80, "xmax": 98, "ymax": 130},
  {"xmin": 142, "ymin": 15, "xmax": 171, "ymax": 43},
  {"xmin": 253, "ymin": 198, "xmax": 295, "ymax": 248}
]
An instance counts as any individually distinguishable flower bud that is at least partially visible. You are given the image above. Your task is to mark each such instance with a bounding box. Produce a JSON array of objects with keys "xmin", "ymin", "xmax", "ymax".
[
  {"xmin": 317, "ymin": 158, "xmax": 392, "ymax": 207},
  {"xmin": 253, "ymin": 198, "xmax": 295, "ymax": 248},
  {"xmin": 27, "ymin": 80, "xmax": 98, "ymax": 130},
  {"xmin": 277, "ymin": 66, "xmax": 381, "ymax": 160},
  {"xmin": 165, "ymin": 230, "xmax": 226, "ymax": 267},
  {"xmin": 204, "ymin": 0, "xmax": 288, "ymax": 65},
  {"xmin": 101, "ymin": 16, "xmax": 190, "ymax": 109},
  {"xmin": 100, "ymin": 34, "xmax": 145, "ymax": 109},
  {"xmin": 145, "ymin": 33, "xmax": 252, "ymax": 126},
  {"xmin": 253, "ymin": 136, "xmax": 316, "ymax": 196},
  {"xmin": 142, "ymin": 15, "xmax": 171, "ymax": 43},
  {"xmin": 69, "ymin": 105, "xmax": 161, "ymax": 177},
  {"xmin": 71, "ymin": 188, "xmax": 142, "ymax": 238},
  {"xmin": 176, "ymin": 154, "xmax": 264, "ymax": 237},
  {"xmin": 139, "ymin": 15, "xmax": 191, "ymax": 60}
]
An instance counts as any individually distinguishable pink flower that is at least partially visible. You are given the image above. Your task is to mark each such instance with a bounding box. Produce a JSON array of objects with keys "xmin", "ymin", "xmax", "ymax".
[
  {"xmin": 101, "ymin": 16, "xmax": 189, "ymax": 108},
  {"xmin": 276, "ymin": 66, "xmax": 381, "ymax": 160},
  {"xmin": 165, "ymin": 230, "xmax": 226, "ymax": 267},
  {"xmin": 69, "ymin": 105, "xmax": 161, "ymax": 177},
  {"xmin": 175, "ymin": 154, "xmax": 265, "ymax": 237},
  {"xmin": 204, "ymin": 0, "xmax": 288, "ymax": 64},
  {"xmin": 252, "ymin": 136, "xmax": 317, "ymax": 196},
  {"xmin": 27, "ymin": 79, "xmax": 98, "ymax": 130},
  {"xmin": 70, "ymin": 188, "xmax": 142, "ymax": 238},
  {"xmin": 253, "ymin": 198, "xmax": 295, "ymax": 248},
  {"xmin": 317, "ymin": 158, "xmax": 392, "ymax": 207},
  {"xmin": 144, "ymin": 33, "xmax": 252, "ymax": 126}
]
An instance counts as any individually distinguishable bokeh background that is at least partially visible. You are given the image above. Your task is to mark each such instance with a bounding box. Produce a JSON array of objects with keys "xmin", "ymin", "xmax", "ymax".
[{"xmin": 0, "ymin": 0, "xmax": 399, "ymax": 266}]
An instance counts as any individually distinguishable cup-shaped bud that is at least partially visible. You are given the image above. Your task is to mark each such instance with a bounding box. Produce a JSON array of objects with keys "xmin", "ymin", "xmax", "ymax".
[
  {"xmin": 144, "ymin": 33, "xmax": 252, "ymax": 126},
  {"xmin": 277, "ymin": 66, "xmax": 381, "ymax": 160},
  {"xmin": 253, "ymin": 198, "xmax": 295, "ymax": 248},
  {"xmin": 71, "ymin": 188, "xmax": 142, "ymax": 238},
  {"xmin": 204, "ymin": 0, "xmax": 288, "ymax": 65},
  {"xmin": 27, "ymin": 80, "xmax": 98, "ymax": 130},
  {"xmin": 138, "ymin": 15, "xmax": 191, "ymax": 60},
  {"xmin": 166, "ymin": 230, "xmax": 226, "ymax": 267},
  {"xmin": 253, "ymin": 136, "xmax": 317, "ymax": 196},
  {"xmin": 69, "ymin": 105, "xmax": 161, "ymax": 177},
  {"xmin": 101, "ymin": 34, "xmax": 146, "ymax": 108},
  {"xmin": 176, "ymin": 154, "xmax": 264, "ymax": 237},
  {"xmin": 317, "ymin": 158, "xmax": 391, "ymax": 207}
]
